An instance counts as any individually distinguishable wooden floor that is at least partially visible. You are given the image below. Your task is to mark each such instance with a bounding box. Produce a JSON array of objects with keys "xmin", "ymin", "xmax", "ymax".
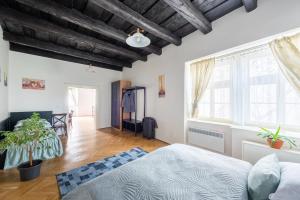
[{"xmin": 0, "ymin": 117, "xmax": 167, "ymax": 200}]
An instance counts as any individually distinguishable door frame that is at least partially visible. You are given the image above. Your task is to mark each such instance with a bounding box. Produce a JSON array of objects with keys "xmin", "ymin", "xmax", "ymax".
[{"xmin": 64, "ymin": 83, "xmax": 98, "ymax": 128}]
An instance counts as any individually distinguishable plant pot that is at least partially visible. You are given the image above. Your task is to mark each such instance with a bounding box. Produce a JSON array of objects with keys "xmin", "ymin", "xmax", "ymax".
[
  {"xmin": 267, "ymin": 138, "xmax": 284, "ymax": 149},
  {"xmin": 17, "ymin": 160, "xmax": 42, "ymax": 181}
]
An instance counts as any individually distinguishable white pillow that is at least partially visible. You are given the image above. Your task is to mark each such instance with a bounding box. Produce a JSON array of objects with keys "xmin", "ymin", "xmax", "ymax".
[
  {"xmin": 269, "ymin": 162, "xmax": 300, "ymax": 200},
  {"xmin": 248, "ymin": 154, "xmax": 281, "ymax": 200}
]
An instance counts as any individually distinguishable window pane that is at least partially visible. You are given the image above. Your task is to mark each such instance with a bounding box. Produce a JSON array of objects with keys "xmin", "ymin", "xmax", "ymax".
[
  {"xmin": 214, "ymin": 88, "xmax": 230, "ymax": 119},
  {"xmin": 215, "ymin": 104, "xmax": 230, "ymax": 119},
  {"xmin": 250, "ymin": 104, "xmax": 276, "ymax": 123},
  {"xmin": 201, "ymin": 89, "xmax": 210, "ymax": 103},
  {"xmin": 197, "ymin": 59, "xmax": 232, "ymax": 120},
  {"xmin": 250, "ymin": 84, "xmax": 277, "ymax": 103},
  {"xmin": 249, "ymin": 84, "xmax": 277, "ymax": 123},
  {"xmin": 215, "ymin": 88, "xmax": 230, "ymax": 103},
  {"xmin": 198, "ymin": 104, "xmax": 210, "ymax": 118},
  {"xmin": 212, "ymin": 64, "xmax": 230, "ymax": 82},
  {"xmin": 249, "ymin": 56, "xmax": 278, "ymax": 77},
  {"xmin": 285, "ymin": 83, "xmax": 300, "ymax": 103},
  {"xmin": 285, "ymin": 104, "xmax": 300, "ymax": 125},
  {"xmin": 285, "ymin": 83, "xmax": 300, "ymax": 125},
  {"xmin": 198, "ymin": 89, "xmax": 210, "ymax": 118}
]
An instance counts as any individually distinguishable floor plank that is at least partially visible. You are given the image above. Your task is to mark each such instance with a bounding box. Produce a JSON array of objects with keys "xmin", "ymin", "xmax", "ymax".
[{"xmin": 0, "ymin": 117, "xmax": 167, "ymax": 200}]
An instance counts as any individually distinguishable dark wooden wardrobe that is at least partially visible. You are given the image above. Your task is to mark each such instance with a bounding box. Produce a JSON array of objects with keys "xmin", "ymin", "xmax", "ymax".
[{"xmin": 111, "ymin": 80, "xmax": 131, "ymax": 130}]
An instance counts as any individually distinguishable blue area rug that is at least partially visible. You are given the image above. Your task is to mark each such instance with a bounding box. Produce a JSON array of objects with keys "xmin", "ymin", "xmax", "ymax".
[{"xmin": 56, "ymin": 147, "xmax": 148, "ymax": 197}]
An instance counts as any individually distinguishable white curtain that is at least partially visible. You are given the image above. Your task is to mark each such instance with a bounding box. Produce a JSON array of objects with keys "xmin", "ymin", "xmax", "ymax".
[
  {"xmin": 269, "ymin": 33, "xmax": 300, "ymax": 93},
  {"xmin": 189, "ymin": 58, "xmax": 215, "ymax": 118}
]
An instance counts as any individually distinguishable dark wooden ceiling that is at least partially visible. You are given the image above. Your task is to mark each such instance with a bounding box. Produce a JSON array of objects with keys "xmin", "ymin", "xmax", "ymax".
[{"xmin": 0, "ymin": 0, "xmax": 257, "ymax": 71}]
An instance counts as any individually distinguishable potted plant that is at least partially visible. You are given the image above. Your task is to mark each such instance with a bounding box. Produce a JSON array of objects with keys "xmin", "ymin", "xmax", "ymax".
[
  {"xmin": 257, "ymin": 127, "xmax": 297, "ymax": 149},
  {"xmin": 0, "ymin": 113, "xmax": 53, "ymax": 181}
]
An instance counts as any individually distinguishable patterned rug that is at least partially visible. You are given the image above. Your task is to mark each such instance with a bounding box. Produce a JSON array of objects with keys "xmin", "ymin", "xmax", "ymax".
[{"xmin": 56, "ymin": 147, "xmax": 148, "ymax": 197}]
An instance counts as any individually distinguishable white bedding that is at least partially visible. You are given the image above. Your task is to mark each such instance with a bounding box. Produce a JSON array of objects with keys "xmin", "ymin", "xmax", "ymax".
[{"xmin": 63, "ymin": 144, "xmax": 252, "ymax": 200}]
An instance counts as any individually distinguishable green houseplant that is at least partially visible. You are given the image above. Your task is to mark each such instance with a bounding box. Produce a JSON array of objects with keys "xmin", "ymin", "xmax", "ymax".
[
  {"xmin": 0, "ymin": 113, "xmax": 53, "ymax": 181},
  {"xmin": 257, "ymin": 127, "xmax": 297, "ymax": 149}
]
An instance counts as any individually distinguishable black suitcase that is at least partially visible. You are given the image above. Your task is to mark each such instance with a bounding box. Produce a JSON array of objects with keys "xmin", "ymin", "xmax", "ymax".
[{"xmin": 142, "ymin": 117, "xmax": 157, "ymax": 139}]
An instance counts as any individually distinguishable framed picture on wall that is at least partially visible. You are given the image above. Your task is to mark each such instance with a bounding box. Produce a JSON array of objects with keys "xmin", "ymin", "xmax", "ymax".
[
  {"xmin": 158, "ymin": 74, "xmax": 166, "ymax": 98},
  {"xmin": 22, "ymin": 78, "xmax": 45, "ymax": 90}
]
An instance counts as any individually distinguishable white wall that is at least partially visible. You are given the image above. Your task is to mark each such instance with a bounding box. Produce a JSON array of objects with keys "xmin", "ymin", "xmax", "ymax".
[
  {"xmin": 8, "ymin": 51, "xmax": 121, "ymax": 129},
  {"xmin": 0, "ymin": 27, "xmax": 9, "ymax": 121},
  {"xmin": 122, "ymin": 0, "xmax": 300, "ymax": 150}
]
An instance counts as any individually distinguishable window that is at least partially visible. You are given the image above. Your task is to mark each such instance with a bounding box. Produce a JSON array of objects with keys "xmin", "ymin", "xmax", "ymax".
[
  {"xmin": 196, "ymin": 57, "xmax": 233, "ymax": 122},
  {"xmin": 243, "ymin": 48, "xmax": 279, "ymax": 125},
  {"xmin": 189, "ymin": 45, "xmax": 300, "ymax": 130}
]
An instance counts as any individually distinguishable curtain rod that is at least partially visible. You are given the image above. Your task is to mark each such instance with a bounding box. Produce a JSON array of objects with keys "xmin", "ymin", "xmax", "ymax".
[{"xmin": 216, "ymin": 43, "xmax": 269, "ymax": 61}]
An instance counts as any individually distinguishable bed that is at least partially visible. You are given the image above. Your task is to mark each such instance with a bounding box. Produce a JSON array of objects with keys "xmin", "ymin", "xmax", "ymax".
[
  {"xmin": 8, "ymin": 111, "xmax": 53, "ymax": 131},
  {"xmin": 63, "ymin": 144, "xmax": 252, "ymax": 200},
  {"xmin": 0, "ymin": 111, "xmax": 63, "ymax": 169}
]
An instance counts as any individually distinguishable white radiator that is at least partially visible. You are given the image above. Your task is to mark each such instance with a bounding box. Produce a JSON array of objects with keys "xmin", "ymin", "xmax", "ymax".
[
  {"xmin": 242, "ymin": 141, "xmax": 300, "ymax": 164},
  {"xmin": 187, "ymin": 127, "xmax": 224, "ymax": 153}
]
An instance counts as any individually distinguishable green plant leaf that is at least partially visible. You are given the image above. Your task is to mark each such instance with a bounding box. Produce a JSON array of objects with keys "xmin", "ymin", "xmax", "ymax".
[
  {"xmin": 273, "ymin": 126, "xmax": 281, "ymax": 142},
  {"xmin": 280, "ymin": 136, "xmax": 297, "ymax": 149},
  {"xmin": 257, "ymin": 132, "xmax": 270, "ymax": 139},
  {"xmin": 260, "ymin": 127, "xmax": 274, "ymax": 135},
  {"xmin": 258, "ymin": 127, "xmax": 274, "ymax": 139}
]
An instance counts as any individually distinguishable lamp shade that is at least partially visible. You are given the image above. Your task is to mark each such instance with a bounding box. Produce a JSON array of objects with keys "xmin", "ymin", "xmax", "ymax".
[{"xmin": 126, "ymin": 31, "xmax": 151, "ymax": 48}]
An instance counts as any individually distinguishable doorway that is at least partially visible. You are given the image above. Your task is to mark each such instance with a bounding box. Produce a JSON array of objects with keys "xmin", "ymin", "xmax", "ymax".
[
  {"xmin": 67, "ymin": 86, "xmax": 96, "ymax": 133},
  {"xmin": 68, "ymin": 87, "xmax": 96, "ymax": 117}
]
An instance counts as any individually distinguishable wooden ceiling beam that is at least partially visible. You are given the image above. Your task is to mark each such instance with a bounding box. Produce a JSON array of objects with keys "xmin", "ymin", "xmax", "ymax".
[
  {"xmin": 0, "ymin": 6, "xmax": 147, "ymax": 61},
  {"xmin": 89, "ymin": 0, "xmax": 182, "ymax": 46},
  {"xmin": 242, "ymin": 0, "xmax": 257, "ymax": 12},
  {"xmin": 9, "ymin": 43, "xmax": 123, "ymax": 71},
  {"xmin": 3, "ymin": 32, "xmax": 131, "ymax": 68},
  {"xmin": 205, "ymin": 0, "xmax": 243, "ymax": 21},
  {"xmin": 15, "ymin": 0, "xmax": 162, "ymax": 55},
  {"xmin": 162, "ymin": 0, "xmax": 212, "ymax": 34}
]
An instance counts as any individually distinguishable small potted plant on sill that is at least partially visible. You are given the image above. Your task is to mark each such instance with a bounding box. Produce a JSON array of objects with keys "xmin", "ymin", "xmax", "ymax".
[
  {"xmin": 257, "ymin": 126, "xmax": 297, "ymax": 149},
  {"xmin": 0, "ymin": 113, "xmax": 53, "ymax": 181}
]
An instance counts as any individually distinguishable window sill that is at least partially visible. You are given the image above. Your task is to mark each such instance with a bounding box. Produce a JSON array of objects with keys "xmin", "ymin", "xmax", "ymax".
[
  {"xmin": 187, "ymin": 118, "xmax": 232, "ymax": 127},
  {"xmin": 187, "ymin": 119, "xmax": 300, "ymax": 140}
]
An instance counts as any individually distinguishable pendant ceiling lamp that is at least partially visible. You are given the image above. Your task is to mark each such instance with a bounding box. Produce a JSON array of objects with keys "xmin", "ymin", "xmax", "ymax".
[{"xmin": 126, "ymin": 28, "xmax": 151, "ymax": 48}]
